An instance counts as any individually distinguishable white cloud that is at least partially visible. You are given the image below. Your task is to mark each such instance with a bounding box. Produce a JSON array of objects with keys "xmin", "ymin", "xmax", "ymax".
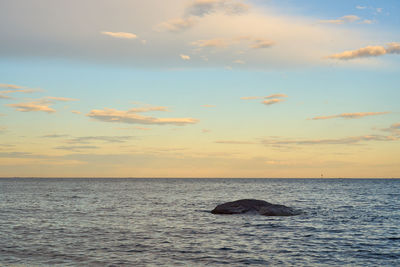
[
  {"xmin": 0, "ymin": 0, "xmax": 388, "ymax": 69},
  {"xmin": 180, "ymin": 54, "xmax": 191, "ymax": 60}
]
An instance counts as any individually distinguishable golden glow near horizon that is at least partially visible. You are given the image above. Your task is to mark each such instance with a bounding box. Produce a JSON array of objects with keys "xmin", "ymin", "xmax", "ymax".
[{"xmin": 0, "ymin": 0, "xmax": 400, "ymax": 177}]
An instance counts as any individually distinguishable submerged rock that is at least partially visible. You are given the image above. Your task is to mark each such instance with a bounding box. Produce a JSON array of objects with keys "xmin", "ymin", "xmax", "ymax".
[{"xmin": 211, "ymin": 199, "xmax": 301, "ymax": 216}]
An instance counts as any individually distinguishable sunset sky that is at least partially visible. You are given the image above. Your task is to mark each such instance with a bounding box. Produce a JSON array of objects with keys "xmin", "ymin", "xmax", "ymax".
[{"xmin": 1, "ymin": 0, "xmax": 399, "ymax": 177}]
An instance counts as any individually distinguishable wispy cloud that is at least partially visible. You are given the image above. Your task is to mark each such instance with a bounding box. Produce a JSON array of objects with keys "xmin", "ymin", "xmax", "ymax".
[
  {"xmin": 87, "ymin": 107, "xmax": 198, "ymax": 126},
  {"xmin": 215, "ymin": 140, "xmax": 257, "ymax": 144},
  {"xmin": 250, "ymin": 39, "xmax": 275, "ymax": 49},
  {"xmin": 260, "ymin": 135, "xmax": 398, "ymax": 146},
  {"xmin": 46, "ymin": 96, "xmax": 78, "ymax": 102},
  {"xmin": 54, "ymin": 145, "xmax": 99, "ymax": 152},
  {"xmin": 0, "ymin": 83, "xmax": 43, "ymax": 99},
  {"xmin": 327, "ymin": 42, "xmax": 400, "ymax": 60},
  {"xmin": 42, "ymin": 134, "xmax": 70, "ymax": 138},
  {"xmin": 185, "ymin": 0, "xmax": 249, "ymax": 17},
  {"xmin": 202, "ymin": 104, "xmax": 216, "ymax": 108},
  {"xmin": 7, "ymin": 99, "xmax": 56, "ymax": 113},
  {"xmin": 71, "ymin": 110, "xmax": 81, "ymax": 114},
  {"xmin": 241, "ymin": 93, "xmax": 287, "ymax": 100},
  {"xmin": 101, "ymin": 31, "xmax": 137, "ymax": 39},
  {"xmin": 191, "ymin": 38, "xmax": 230, "ymax": 48},
  {"xmin": 6, "ymin": 96, "xmax": 78, "ymax": 113},
  {"xmin": 262, "ymin": 99, "xmax": 285, "ymax": 105},
  {"xmin": 216, "ymin": 133, "xmax": 399, "ymax": 147},
  {"xmin": 319, "ymin": 15, "xmax": 360, "ymax": 24},
  {"xmin": 157, "ymin": 0, "xmax": 249, "ymax": 32},
  {"xmin": 67, "ymin": 136, "xmax": 134, "ymax": 144},
  {"xmin": 311, "ymin": 111, "xmax": 391, "ymax": 120},
  {"xmin": 0, "ymin": 84, "xmax": 24, "ymax": 89},
  {"xmin": 155, "ymin": 17, "xmax": 197, "ymax": 32},
  {"xmin": 266, "ymin": 94, "xmax": 287, "ymax": 98},
  {"xmin": 356, "ymin": 5, "xmax": 367, "ymax": 10}
]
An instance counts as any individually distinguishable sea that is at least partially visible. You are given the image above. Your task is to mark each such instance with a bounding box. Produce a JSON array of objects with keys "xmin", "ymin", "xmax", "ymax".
[{"xmin": 0, "ymin": 178, "xmax": 399, "ymax": 266}]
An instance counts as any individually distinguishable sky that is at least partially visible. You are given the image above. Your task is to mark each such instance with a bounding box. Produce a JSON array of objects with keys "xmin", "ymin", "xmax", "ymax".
[{"xmin": 0, "ymin": 0, "xmax": 399, "ymax": 178}]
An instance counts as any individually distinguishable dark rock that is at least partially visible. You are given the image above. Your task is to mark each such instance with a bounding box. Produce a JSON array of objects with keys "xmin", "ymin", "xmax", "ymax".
[{"xmin": 211, "ymin": 199, "xmax": 301, "ymax": 216}]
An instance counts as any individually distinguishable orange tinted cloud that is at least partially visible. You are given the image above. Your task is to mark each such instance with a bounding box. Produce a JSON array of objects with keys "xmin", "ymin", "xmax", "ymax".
[
  {"xmin": 87, "ymin": 108, "xmax": 198, "ymax": 126},
  {"xmin": 311, "ymin": 111, "xmax": 390, "ymax": 120},
  {"xmin": 327, "ymin": 42, "xmax": 400, "ymax": 60}
]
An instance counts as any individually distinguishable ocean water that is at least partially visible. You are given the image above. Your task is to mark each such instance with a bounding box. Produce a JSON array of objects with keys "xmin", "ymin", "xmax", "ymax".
[{"xmin": 0, "ymin": 178, "xmax": 399, "ymax": 266}]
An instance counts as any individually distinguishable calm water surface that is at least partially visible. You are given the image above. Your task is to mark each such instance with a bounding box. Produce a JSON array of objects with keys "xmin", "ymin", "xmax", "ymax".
[{"xmin": 0, "ymin": 178, "xmax": 399, "ymax": 266}]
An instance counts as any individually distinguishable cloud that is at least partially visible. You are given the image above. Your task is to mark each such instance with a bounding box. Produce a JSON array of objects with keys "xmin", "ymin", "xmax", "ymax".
[
  {"xmin": 42, "ymin": 134, "xmax": 70, "ymax": 138},
  {"xmin": 155, "ymin": 17, "xmax": 197, "ymax": 32},
  {"xmin": 233, "ymin": 59, "xmax": 245, "ymax": 64},
  {"xmin": 319, "ymin": 15, "xmax": 360, "ymax": 24},
  {"xmin": 0, "ymin": 94, "xmax": 11, "ymax": 99},
  {"xmin": 6, "ymin": 96, "xmax": 78, "ymax": 113},
  {"xmin": 360, "ymin": 19, "xmax": 374, "ymax": 25},
  {"xmin": 381, "ymin": 123, "xmax": 400, "ymax": 135},
  {"xmin": 0, "ymin": 0, "xmax": 384, "ymax": 69},
  {"xmin": 191, "ymin": 38, "xmax": 229, "ymax": 48},
  {"xmin": 250, "ymin": 39, "xmax": 275, "ymax": 49},
  {"xmin": 7, "ymin": 100, "xmax": 56, "ymax": 113},
  {"xmin": 356, "ymin": 5, "xmax": 367, "ymax": 10},
  {"xmin": 241, "ymin": 93, "xmax": 287, "ymax": 100},
  {"xmin": 87, "ymin": 107, "xmax": 198, "ymax": 126},
  {"xmin": 311, "ymin": 111, "xmax": 391, "ymax": 120},
  {"xmin": 185, "ymin": 0, "xmax": 249, "ymax": 17},
  {"xmin": 215, "ymin": 140, "xmax": 256, "ymax": 144},
  {"xmin": 202, "ymin": 104, "xmax": 216, "ymax": 107},
  {"xmin": 101, "ymin": 31, "xmax": 137, "ymax": 39},
  {"xmin": 262, "ymin": 99, "xmax": 285, "ymax": 105},
  {"xmin": 391, "ymin": 123, "xmax": 400, "ymax": 130},
  {"xmin": 67, "ymin": 136, "xmax": 134, "ymax": 144},
  {"xmin": 266, "ymin": 94, "xmax": 287, "ymax": 98},
  {"xmin": 261, "ymin": 135, "xmax": 398, "ymax": 146},
  {"xmin": 157, "ymin": 0, "xmax": 249, "ymax": 32},
  {"xmin": 327, "ymin": 42, "xmax": 400, "ymax": 60},
  {"xmin": 0, "ymin": 83, "xmax": 24, "ymax": 89},
  {"xmin": 46, "ymin": 96, "xmax": 79, "ymax": 102},
  {"xmin": 71, "ymin": 110, "xmax": 81, "ymax": 114},
  {"xmin": 0, "ymin": 83, "xmax": 43, "ymax": 99},
  {"xmin": 128, "ymin": 106, "xmax": 169, "ymax": 113},
  {"xmin": 217, "ymin": 133, "xmax": 399, "ymax": 147},
  {"xmin": 180, "ymin": 54, "xmax": 191, "ymax": 60},
  {"xmin": 54, "ymin": 145, "xmax": 99, "ymax": 152}
]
